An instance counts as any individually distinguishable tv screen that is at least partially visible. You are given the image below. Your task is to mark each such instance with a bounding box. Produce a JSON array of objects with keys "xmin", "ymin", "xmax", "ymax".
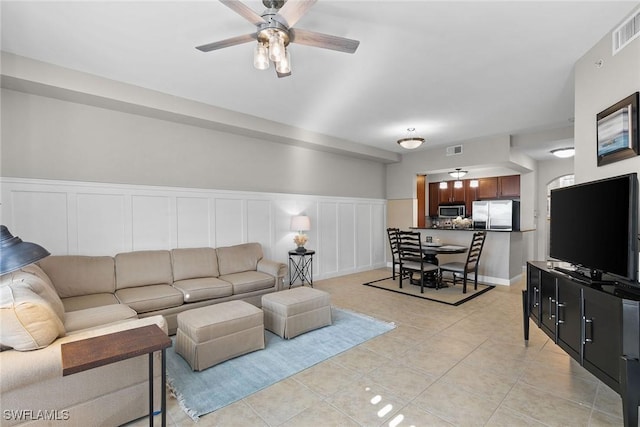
[{"xmin": 550, "ymin": 173, "xmax": 638, "ymax": 283}]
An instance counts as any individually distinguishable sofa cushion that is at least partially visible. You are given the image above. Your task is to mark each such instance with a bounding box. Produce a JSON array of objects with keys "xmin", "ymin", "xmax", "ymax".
[
  {"xmin": 219, "ymin": 271, "xmax": 275, "ymax": 294},
  {"xmin": 115, "ymin": 284, "xmax": 183, "ymax": 313},
  {"xmin": 0, "ymin": 271, "xmax": 66, "ymax": 351},
  {"xmin": 61, "ymin": 293, "xmax": 121, "ymax": 313},
  {"xmin": 38, "ymin": 255, "xmax": 115, "ymax": 298},
  {"xmin": 64, "ymin": 304, "xmax": 138, "ymax": 333},
  {"xmin": 216, "ymin": 243, "xmax": 263, "ymax": 276},
  {"xmin": 172, "ymin": 277, "xmax": 233, "ymax": 302},
  {"xmin": 115, "ymin": 250, "xmax": 172, "ymax": 289},
  {"xmin": 171, "ymin": 248, "xmax": 219, "ymax": 280}
]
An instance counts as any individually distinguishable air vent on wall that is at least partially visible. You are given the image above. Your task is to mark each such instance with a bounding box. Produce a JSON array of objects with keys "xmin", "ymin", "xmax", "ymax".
[
  {"xmin": 612, "ymin": 9, "xmax": 640, "ymax": 55},
  {"xmin": 446, "ymin": 145, "xmax": 463, "ymax": 156}
]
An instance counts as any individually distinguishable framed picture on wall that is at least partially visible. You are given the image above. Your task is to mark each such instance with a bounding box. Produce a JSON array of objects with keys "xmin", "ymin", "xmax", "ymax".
[{"xmin": 596, "ymin": 91, "xmax": 639, "ymax": 166}]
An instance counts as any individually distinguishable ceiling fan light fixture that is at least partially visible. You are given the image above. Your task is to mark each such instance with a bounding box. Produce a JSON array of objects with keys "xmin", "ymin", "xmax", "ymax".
[
  {"xmin": 275, "ymin": 49, "xmax": 291, "ymax": 74},
  {"xmin": 253, "ymin": 42, "xmax": 270, "ymax": 70},
  {"xmin": 268, "ymin": 31, "xmax": 286, "ymax": 62},
  {"xmin": 551, "ymin": 147, "xmax": 575, "ymax": 158},
  {"xmin": 397, "ymin": 128, "xmax": 425, "ymax": 149}
]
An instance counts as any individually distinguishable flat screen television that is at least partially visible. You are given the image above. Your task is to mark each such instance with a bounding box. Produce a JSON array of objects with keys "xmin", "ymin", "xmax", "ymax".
[{"xmin": 549, "ymin": 173, "xmax": 639, "ymax": 284}]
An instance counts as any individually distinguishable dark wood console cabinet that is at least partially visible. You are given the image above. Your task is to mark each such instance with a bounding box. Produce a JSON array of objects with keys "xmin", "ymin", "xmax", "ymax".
[{"xmin": 524, "ymin": 262, "xmax": 640, "ymax": 427}]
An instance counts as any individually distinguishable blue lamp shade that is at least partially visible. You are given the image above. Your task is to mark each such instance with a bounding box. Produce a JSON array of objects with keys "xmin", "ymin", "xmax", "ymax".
[{"xmin": 0, "ymin": 225, "xmax": 50, "ymax": 275}]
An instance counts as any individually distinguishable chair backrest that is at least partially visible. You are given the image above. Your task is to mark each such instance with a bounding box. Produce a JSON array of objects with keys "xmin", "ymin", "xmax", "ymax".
[
  {"xmin": 397, "ymin": 231, "xmax": 424, "ymax": 265},
  {"xmin": 386, "ymin": 227, "xmax": 400, "ymax": 257},
  {"xmin": 465, "ymin": 231, "xmax": 487, "ymax": 270}
]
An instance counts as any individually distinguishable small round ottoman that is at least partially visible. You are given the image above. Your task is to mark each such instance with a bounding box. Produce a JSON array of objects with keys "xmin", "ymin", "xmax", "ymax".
[
  {"xmin": 261, "ymin": 287, "xmax": 332, "ymax": 339},
  {"xmin": 175, "ymin": 300, "xmax": 264, "ymax": 371}
]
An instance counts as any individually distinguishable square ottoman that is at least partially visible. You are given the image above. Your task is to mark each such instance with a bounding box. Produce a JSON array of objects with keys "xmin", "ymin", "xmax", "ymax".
[
  {"xmin": 175, "ymin": 300, "xmax": 264, "ymax": 371},
  {"xmin": 261, "ymin": 287, "xmax": 332, "ymax": 339}
]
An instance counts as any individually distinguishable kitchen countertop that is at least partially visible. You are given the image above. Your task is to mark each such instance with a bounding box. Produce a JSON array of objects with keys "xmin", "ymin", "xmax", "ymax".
[{"xmin": 410, "ymin": 227, "xmax": 535, "ymax": 233}]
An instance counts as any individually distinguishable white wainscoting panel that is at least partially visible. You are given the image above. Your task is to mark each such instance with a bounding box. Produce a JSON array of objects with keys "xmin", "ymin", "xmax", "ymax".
[
  {"xmin": 176, "ymin": 197, "xmax": 211, "ymax": 249},
  {"xmin": 132, "ymin": 195, "xmax": 172, "ymax": 251},
  {"xmin": 1, "ymin": 178, "xmax": 387, "ymax": 281},
  {"xmin": 247, "ymin": 199, "xmax": 272, "ymax": 259},
  {"xmin": 77, "ymin": 193, "xmax": 126, "ymax": 255},
  {"xmin": 10, "ymin": 190, "xmax": 69, "ymax": 255},
  {"xmin": 317, "ymin": 202, "xmax": 338, "ymax": 277},
  {"xmin": 356, "ymin": 204, "xmax": 372, "ymax": 268},
  {"xmin": 338, "ymin": 203, "xmax": 356, "ymax": 273},
  {"xmin": 214, "ymin": 198, "xmax": 244, "ymax": 248}
]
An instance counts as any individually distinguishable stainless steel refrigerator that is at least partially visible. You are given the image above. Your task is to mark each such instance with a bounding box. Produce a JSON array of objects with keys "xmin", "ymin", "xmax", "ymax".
[{"xmin": 472, "ymin": 200, "xmax": 520, "ymax": 231}]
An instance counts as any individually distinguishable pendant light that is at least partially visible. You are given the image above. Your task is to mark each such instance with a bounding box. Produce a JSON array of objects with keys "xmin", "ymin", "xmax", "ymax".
[
  {"xmin": 397, "ymin": 128, "xmax": 425, "ymax": 149},
  {"xmin": 448, "ymin": 168, "xmax": 468, "ymax": 179}
]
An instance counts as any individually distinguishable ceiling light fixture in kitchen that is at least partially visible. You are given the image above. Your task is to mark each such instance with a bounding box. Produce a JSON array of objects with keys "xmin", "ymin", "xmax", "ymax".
[{"xmin": 448, "ymin": 168, "xmax": 468, "ymax": 179}]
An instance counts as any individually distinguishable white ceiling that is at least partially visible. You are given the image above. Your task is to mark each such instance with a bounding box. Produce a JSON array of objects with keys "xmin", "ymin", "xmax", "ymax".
[{"xmin": 1, "ymin": 1, "xmax": 638, "ymax": 161}]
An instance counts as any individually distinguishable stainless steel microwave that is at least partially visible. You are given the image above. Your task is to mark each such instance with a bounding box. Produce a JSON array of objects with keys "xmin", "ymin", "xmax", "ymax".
[{"xmin": 438, "ymin": 205, "xmax": 465, "ymax": 218}]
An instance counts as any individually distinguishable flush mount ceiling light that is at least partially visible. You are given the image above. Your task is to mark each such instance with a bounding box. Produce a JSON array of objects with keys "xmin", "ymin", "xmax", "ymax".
[
  {"xmin": 551, "ymin": 147, "xmax": 575, "ymax": 158},
  {"xmin": 448, "ymin": 168, "xmax": 468, "ymax": 179},
  {"xmin": 397, "ymin": 128, "xmax": 425, "ymax": 149},
  {"xmin": 196, "ymin": 0, "xmax": 360, "ymax": 78}
]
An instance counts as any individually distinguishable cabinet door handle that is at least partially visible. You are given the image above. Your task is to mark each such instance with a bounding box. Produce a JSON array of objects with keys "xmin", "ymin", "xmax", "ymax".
[
  {"xmin": 556, "ymin": 302, "xmax": 566, "ymax": 324},
  {"xmin": 533, "ymin": 287, "xmax": 539, "ymax": 307},
  {"xmin": 583, "ymin": 317, "xmax": 593, "ymax": 344},
  {"xmin": 548, "ymin": 297, "xmax": 556, "ymax": 319}
]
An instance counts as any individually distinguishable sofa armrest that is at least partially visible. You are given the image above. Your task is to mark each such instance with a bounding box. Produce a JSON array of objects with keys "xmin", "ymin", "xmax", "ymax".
[
  {"xmin": 0, "ymin": 315, "xmax": 167, "ymax": 394},
  {"xmin": 257, "ymin": 259, "xmax": 287, "ymax": 291}
]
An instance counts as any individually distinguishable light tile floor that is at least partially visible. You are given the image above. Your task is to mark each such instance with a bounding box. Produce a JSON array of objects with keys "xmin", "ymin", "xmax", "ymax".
[{"xmin": 130, "ymin": 268, "xmax": 626, "ymax": 426}]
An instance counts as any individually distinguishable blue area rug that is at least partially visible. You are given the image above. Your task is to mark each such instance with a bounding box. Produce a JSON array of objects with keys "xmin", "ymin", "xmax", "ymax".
[{"xmin": 166, "ymin": 307, "xmax": 395, "ymax": 420}]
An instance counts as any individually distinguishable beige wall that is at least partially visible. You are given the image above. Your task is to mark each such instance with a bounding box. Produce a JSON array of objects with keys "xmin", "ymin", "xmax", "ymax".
[{"xmin": 1, "ymin": 88, "xmax": 386, "ymax": 199}]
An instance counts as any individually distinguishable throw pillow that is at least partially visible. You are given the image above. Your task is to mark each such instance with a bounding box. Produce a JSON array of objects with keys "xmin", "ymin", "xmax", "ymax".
[{"xmin": 0, "ymin": 271, "xmax": 66, "ymax": 351}]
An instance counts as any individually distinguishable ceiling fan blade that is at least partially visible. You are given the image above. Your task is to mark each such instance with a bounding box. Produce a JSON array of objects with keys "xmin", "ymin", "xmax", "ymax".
[
  {"xmin": 196, "ymin": 33, "xmax": 256, "ymax": 52},
  {"xmin": 274, "ymin": 0, "xmax": 317, "ymax": 28},
  {"xmin": 219, "ymin": 0, "xmax": 266, "ymax": 26},
  {"xmin": 289, "ymin": 28, "xmax": 359, "ymax": 53}
]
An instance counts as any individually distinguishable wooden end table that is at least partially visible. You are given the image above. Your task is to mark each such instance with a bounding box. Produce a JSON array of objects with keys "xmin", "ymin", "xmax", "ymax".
[{"xmin": 61, "ymin": 324, "xmax": 172, "ymax": 426}]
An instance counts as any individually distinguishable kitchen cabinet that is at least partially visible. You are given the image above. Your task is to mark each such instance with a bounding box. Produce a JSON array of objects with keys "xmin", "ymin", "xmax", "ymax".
[
  {"xmin": 524, "ymin": 262, "xmax": 640, "ymax": 427},
  {"xmin": 438, "ymin": 181, "xmax": 466, "ymax": 204},
  {"xmin": 477, "ymin": 175, "xmax": 520, "ymax": 199},
  {"xmin": 428, "ymin": 183, "xmax": 440, "ymax": 217},
  {"xmin": 428, "ymin": 182, "xmax": 466, "ymax": 217},
  {"xmin": 477, "ymin": 177, "xmax": 498, "ymax": 199}
]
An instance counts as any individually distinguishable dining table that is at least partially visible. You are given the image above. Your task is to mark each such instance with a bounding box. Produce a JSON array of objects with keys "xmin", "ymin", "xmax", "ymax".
[{"xmin": 410, "ymin": 242, "xmax": 468, "ymax": 288}]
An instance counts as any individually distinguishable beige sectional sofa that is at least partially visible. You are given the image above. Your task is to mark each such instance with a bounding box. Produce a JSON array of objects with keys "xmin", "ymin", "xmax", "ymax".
[{"xmin": 0, "ymin": 242, "xmax": 286, "ymax": 426}]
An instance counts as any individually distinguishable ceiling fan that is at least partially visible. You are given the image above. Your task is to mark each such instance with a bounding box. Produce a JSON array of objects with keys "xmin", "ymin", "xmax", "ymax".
[{"xmin": 196, "ymin": 0, "xmax": 360, "ymax": 78}]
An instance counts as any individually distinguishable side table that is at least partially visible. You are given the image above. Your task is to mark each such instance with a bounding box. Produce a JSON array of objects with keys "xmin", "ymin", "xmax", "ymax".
[
  {"xmin": 61, "ymin": 324, "xmax": 171, "ymax": 426},
  {"xmin": 288, "ymin": 249, "xmax": 315, "ymax": 288}
]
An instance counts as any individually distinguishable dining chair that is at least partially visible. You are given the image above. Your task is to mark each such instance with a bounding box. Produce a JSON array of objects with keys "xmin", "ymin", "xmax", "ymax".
[
  {"xmin": 438, "ymin": 231, "xmax": 486, "ymax": 293},
  {"xmin": 386, "ymin": 228, "xmax": 400, "ymax": 279},
  {"xmin": 398, "ymin": 231, "xmax": 438, "ymax": 293}
]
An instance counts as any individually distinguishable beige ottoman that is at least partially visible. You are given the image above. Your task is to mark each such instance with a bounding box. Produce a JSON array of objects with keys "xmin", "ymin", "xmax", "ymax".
[
  {"xmin": 175, "ymin": 300, "xmax": 264, "ymax": 371},
  {"xmin": 261, "ymin": 287, "xmax": 332, "ymax": 339}
]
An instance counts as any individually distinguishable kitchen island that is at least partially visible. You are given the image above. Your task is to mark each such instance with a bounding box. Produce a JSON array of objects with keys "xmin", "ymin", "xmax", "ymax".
[{"xmin": 410, "ymin": 227, "xmax": 530, "ymax": 286}]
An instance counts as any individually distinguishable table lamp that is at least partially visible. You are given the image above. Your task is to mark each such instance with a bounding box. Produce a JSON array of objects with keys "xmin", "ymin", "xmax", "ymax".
[
  {"xmin": 0, "ymin": 225, "xmax": 50, "ymax": 274},
  {"xmin": 290, "ymin": 215, "xmax": 311, "ymax": 253}
]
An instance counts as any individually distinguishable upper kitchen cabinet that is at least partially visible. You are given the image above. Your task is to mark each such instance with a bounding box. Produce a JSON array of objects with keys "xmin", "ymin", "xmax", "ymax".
[
  {"xmin": 477, "ymin": 175, "xmax": 520, "ymax": 199},
  {"xmin": 438, "ymin": 181, "xmax": 466, "ymax": 204}
]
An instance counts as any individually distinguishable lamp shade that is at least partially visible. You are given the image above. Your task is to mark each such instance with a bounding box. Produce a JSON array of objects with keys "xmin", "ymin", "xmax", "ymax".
[
  {"xmin": 290, "ymin": 215, "xmax": 311, "ymax": 232},
  {"xmin": 0, "ymin": 225, "xmax": 50, "ymax": 274}
]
